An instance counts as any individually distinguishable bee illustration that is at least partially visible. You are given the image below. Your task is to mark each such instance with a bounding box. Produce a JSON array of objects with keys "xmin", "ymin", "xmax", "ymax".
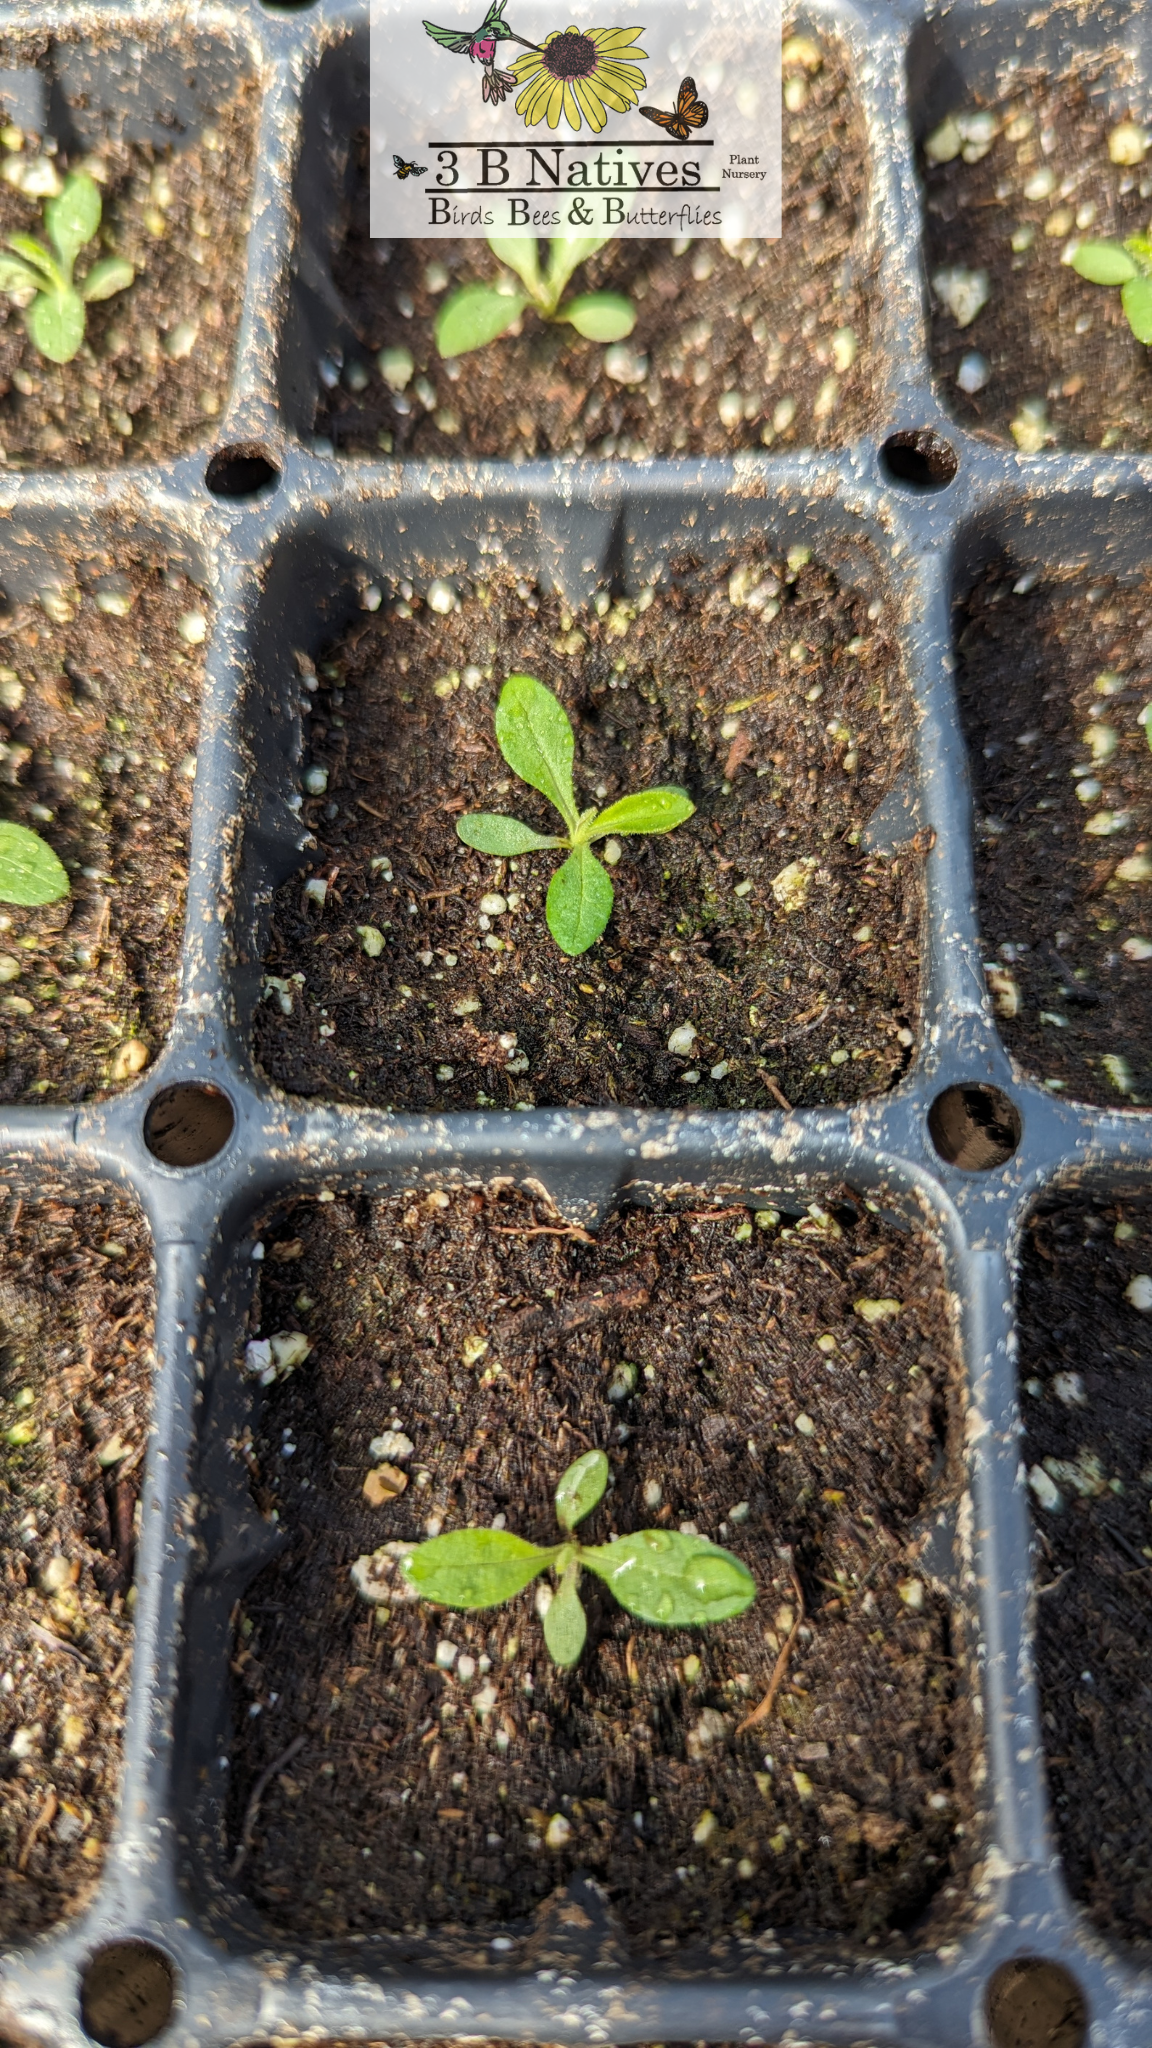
[
  {"xmin": 638, "ymin": 75, "xmax": 708, "ymax": 141},
  {"xmin": 393, "ymin": 153, "xmax": 429, "ymax": 179}
]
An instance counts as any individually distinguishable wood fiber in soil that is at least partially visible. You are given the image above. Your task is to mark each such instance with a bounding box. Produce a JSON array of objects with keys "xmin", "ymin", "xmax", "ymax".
[
  {"xmin": 229, "ymin": 1190, "xmax": 979, "ymax": 1957},
  {"xmin": 253, "ymin": 560, "xmax": 922, "ymax": 1112},
  {"xmin": 0, "ymin": 1194, "xmax": 154, "ymax": 1940},
  {"xmin": 1017, "ymin": 1194, "xmax": 1152, "ymax": 1950},
  {"xmin": 956, "ymin": 563, "xmax": 1152, "ymax": 1106},
  {"xmin": 0, "ymin": 565, "xmax": 205, "ymax": 1103},
  {"xmin": 0, "ymin": 52, "xmax": 256, "ymax": 469},
  {"xmin": 924, "ymin": 60, "xmax": 1152, "ymax": 451},
  {"xmin": 316, "ymin": 36, "xmax": 874, "ymax": 459}
]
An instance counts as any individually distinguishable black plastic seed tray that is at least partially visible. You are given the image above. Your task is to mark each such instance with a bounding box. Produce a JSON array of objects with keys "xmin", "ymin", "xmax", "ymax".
[{"xmin": 2, "ymin": 0, "xmax": 1152, "ymax": 2044}]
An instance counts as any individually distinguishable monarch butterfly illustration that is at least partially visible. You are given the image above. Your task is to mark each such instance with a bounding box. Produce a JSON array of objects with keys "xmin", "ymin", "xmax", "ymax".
[
  {"xmin": 393, "ymin": 153, "xmax": 429, "ymax": 179},
  {"xmin": 638, "ymin": 75, "xmax": 708, "ymax": 141}
]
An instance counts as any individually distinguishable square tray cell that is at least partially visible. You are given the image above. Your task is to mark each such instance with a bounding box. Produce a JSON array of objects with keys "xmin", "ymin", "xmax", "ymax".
[
  {"xmin": 253, "ymin": 550, "xmax": 922, "ymax": 1111},
  {"xmin": 0, "ymin": 531, "xmax": 208, "ymax": 1104},
  {"xmin": 0, "ymin": 1190, "xmax": 154, "ymax": 1941},
  {"xmin": 954, "ymin": 549, "xmax": 1152, "ymax": 1107},
  {"xmin": 1016, "ymin": 1189, "xmax": 1152, "ymax": 1952},
  {"xmin": 291, "ymin": 25, "xmax": 878, "ymax": 459},
  {"xmin": 0, "ymin": 28, "xmax": 257, "ymax": 469},
  {"xmin": 222, "ymin": 1187, "xmax": 979, "ymax": 1962},
  {"xmin": 912, "ymin": 7, "xmax": 1152, "ymax": 452}
]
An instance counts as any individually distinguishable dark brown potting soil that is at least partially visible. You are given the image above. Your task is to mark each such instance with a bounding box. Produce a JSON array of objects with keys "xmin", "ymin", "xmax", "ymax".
[
  {"xmin": 0, "ymin": 561, "xmax": 205, "ymax": 1104},
  {"xmin": 1017, "ymin": 1193, "xmax": 1152, "ymax": 1949},
  {"xmin": 317, "ymin": 34, "xmax": 874, "ymax": 459},
  {"xmin": 229, "ymin": 1188, "xmax": 980, "ymax": 1957},
  {"xmin": 0, "ymin": 1192, "xmax": 154, "ymax": 1941},
  {"xmin": 252, "ymin": 558, "xmax": 923, "ymax": 1112},
  {"xmin": 0, "ymin": 73, "xmax": 256, "ymax": 469},
  {"xmin": 956, "ymin": 562, "xmax": 1152, "ymax": 1106},
  {"xmin": 923, "ymin": 60, "xmax": 1152, "ymax": 451}
]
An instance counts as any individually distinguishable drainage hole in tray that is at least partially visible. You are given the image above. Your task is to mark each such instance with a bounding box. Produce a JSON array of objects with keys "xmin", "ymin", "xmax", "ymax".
[
  {"xmin": 985, "ymin": 1957, "xmax": 1087, "ymax": 2048},
  {"xmin": 143, "ymin": 1083, "xmax": 235, "ymax": 1167},
  {"xmin": 880, "ymin": 428, "xmax": 958, "ymax": 490},
  {"xmin": 80, "ymin": 1941, "xmax": 175, "ymax": 2048},
  {"xmin": 204, "ymin": 445, "xmax": 281, "ymax": 498},
  {"xmin": 928, "ymin": 1081, "xmax": 1021, "ymax": 1171}
]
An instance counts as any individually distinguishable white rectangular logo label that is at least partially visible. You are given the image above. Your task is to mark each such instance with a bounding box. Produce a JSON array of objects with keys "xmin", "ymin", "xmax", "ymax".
[{"xmin": 369, "ymin": 0, "xmax": 781, "ymax": 240}]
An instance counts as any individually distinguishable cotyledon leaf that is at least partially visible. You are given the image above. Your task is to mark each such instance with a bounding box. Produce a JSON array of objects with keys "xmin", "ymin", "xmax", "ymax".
[
  {"xmin": 1071, "ymin": 240, "xmax": 1138, "ymax": 286},
  {"xmin": 581, "ymin": 1529, "xmax": 756, "ymax": 1626},
  {"xmin": 554, "ymin": 1448, "xmax": 609, "ymax": 1531},
  {"xmin": 0, "ymin": 821, "xmax": 70, "ymax": 906},
  {"xmin": 456, "ymin": 813, "xmax": 564, "ymax": 856},
  {"xmin": 435, "ymin": 282, "xmax": 529, "ymax": 359},
  {"xmin": 401, "ymin": 1528, "xmax": 556, "ymax": 1609}
]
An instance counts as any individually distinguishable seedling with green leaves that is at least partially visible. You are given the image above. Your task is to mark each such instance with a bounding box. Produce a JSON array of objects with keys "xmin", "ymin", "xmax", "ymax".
[
  {"xmin": 402, "ymin": 1449, "xmax": 755, "ymax": 1667},
  {"xmin": 0, "ymin": 822, "xmax": 69, "ymax": 907},
  {"xmin": 1071, "ymin": 234, "xmax": 1152, "ymax": 341},
  {"xmin": 0, "ymin": 170, "xmax": 134, "ymax": 365},
  {"xmin": 456, "ymin": 672, "xmax": 695, "ymax": 956},
  {"xmin": 435, "ymin": 233, "xmax": 635, "ymax": 358}
]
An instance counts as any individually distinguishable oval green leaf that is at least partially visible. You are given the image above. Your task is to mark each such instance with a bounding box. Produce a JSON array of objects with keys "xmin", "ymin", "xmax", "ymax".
[
  {"xmin": 546, "ymin": 844, "xmax": 613, "ymax": 956},
  {"xmin": 81, "ymin": 255, "xmax": 134, "ymax": 304},
  {"xmin": 581, "ymin": 1529, "xmax": 756, "ymax": 1627},
  {"xmin": 0, "ymin": 822, "xmax": 70, "ymax": 907},
  {"xmin": 401, "ymin": 1527, "xmax": 553, "ymax": 1609},
  {"xmin": 555, "ymin": 1448, "xmax": 609, "ymax": 1532},
  {"xmin": 542, "ymin": 1563, "xmax": 587, "ymax": 1665},
  {"xmin": 562, "ymin": 291, "xmax": 636, "ymax": 342},
  {"xmin": 1071, "ymin": 240, "xmax": 1138, "ymax": 285},
  {"xmin": 25, "ymin": 287, "xmax": 85, "ymax": 364},
  {"xmin": 585, "ymin": 785, "xmax": 696, "ymax": 840},
  {"xmin": 435, "ymin": 282, "xmax": 529, "ymax": 358},
  {"xmin": 487, "ymin": 234, "xmax": 544, "ymax": 298},
  {"xmin": 495, "ymin": 673, "xmax": 579, "ymax": 828},
  {"xmin": 45, "ymin": 171, "xmax": 102, "ymax": 273},
  {"xmin": 456, "ymin": 812, "xmax": 563, "ymax": 856},
  {"xmin": 1122, "ymin": 273, "xmax": 1152, "ymax": 343}
]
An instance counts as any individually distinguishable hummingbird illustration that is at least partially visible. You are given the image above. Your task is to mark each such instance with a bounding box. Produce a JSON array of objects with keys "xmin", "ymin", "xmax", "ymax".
[{"xmin": 423, "ymin": 0, "xmax": 538, "ymax": 104}]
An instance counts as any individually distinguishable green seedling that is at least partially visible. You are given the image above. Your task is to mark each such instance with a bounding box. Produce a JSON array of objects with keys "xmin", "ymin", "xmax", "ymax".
[
  {"xmin": 1071, "ymin": 234, "xmax": 1152, "ymax": 342},
  {"xmin": 457, "ymin": 671, "xmax": 695, "ymax": 956},
  {"xmin": 0, "ymin": 170, "xmax": 134, "ymax": 365},
  {"xmin": 0, "ymin": 822, "xmax": 69, "ymax": 906},
  {"xmin": 435, "ymin": 233, "xmax": 635, "ymax": 358},
  {"xmin": 402, "ymin": 1449, "xmax": 755, "ymax": 1667}
]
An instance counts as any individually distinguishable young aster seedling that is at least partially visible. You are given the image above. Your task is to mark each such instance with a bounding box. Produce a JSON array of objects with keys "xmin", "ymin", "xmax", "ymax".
[
  {"xmin": 1071, "ymin": 234, "xmax": 1152, "ymax": 341},
  {"xmin": 0, "ymin": 822, "xmax": 69, "ymax": 907},
  {"xmin": 402, "ymin": 1449, "xmax": 756, "ymax": 1667},
  {"xmin": 435, "ymin": 233, "xmax": 635, "ymax": 358},
  {"xmin": 0, "ymin": 170, "xmax": 134, "ymax": 365},
  {"xmin": 456, "ymin": 670, "xmax": 695, "ymax": 956}
]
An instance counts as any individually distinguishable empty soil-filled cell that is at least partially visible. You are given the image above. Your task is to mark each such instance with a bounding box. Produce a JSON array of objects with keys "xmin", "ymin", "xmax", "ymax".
[
  {"xmin": 923, "ymin": 60, "xmax": 1152, "ymax": 451},
  {"xmin": 0, "ymin": 560, "xmax": 205, "ymax": 1103},
  {"xmin": 957, "ymin": 562, "xmax": 1152, "ymax": 1105},
  {"xmin": 315, "ymin": 34, "xmax": 874, "ymax": 459},
  {"xmin": 254, "ymin": 556, "xmax": 922, "ymax": 1112},
  {"xmin": 1017, "ymin": 1192, "xmax": 1152, "ymax": 1949},
  {"xmin": 228, "ymin": 1188, "xmax": 979, "ymax": 1957},
  {"xmin": 0, "ymin": 36, "xmax": 256, "ymax": 469},
  {"xmin": 0, "ymin": 1194, "xmax": 154, "ymax": 1940}
]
